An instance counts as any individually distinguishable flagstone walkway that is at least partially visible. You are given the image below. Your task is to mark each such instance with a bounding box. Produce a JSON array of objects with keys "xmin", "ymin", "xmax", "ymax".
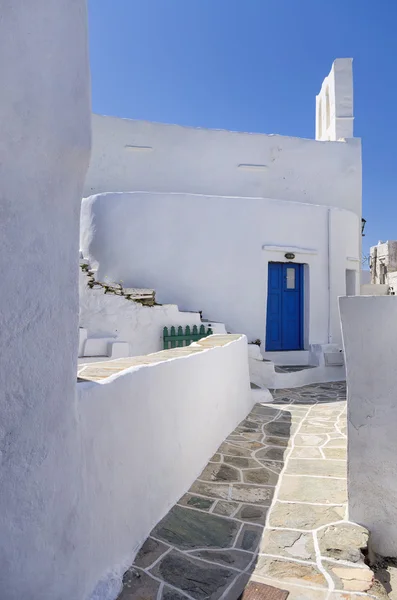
[{"xmin": 117, "ymin": 382, "xmax": 381, "ymax": 600}]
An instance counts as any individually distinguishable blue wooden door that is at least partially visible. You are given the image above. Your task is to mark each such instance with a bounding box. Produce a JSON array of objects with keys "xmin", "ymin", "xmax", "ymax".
[{"xmin": 266, "ymin": 263, "xmax": 303, "ymax": 351}]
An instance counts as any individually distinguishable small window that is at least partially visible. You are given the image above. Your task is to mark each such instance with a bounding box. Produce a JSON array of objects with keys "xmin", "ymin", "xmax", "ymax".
[{"xmin": 286, "ymin": 268, "xmax": 295, "ymax": 289}]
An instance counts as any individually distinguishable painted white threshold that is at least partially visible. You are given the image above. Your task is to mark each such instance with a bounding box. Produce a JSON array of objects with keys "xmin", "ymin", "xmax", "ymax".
[{"xmin": 262, "ymin": 244, "xmax": 318, "ymax": 255}]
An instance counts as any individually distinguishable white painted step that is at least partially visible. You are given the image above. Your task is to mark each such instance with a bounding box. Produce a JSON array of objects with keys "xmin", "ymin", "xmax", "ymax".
[{"xmin": 262, "ymin": 350, "xmax": 310, "ymax": 366}]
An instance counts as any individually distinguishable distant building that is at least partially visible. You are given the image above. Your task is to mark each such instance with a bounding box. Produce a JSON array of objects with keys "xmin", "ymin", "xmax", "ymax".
[{"xmin": 370, "ymin": 241, "xmax": 397, "ymax": 293}]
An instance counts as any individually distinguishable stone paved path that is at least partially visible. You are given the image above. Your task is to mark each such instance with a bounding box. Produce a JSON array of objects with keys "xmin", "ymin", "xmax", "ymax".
[{"xmin": 117, "ymin": 382, "xmax": 380, "ymax": 600}]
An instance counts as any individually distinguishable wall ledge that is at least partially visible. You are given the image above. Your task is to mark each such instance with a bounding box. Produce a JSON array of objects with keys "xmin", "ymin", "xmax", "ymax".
[{"xmin": 262, "ymin": 244, "xmax": 318, "ymax": 255}]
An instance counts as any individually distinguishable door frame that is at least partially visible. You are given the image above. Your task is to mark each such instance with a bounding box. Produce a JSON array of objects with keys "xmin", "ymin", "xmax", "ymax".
[{"xmin": 265, "ymin": 261, "xmax": 305, "ymax": 351}]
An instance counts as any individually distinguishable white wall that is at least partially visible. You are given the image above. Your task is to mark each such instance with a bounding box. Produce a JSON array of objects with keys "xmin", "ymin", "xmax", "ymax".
[
  {"xmin": 0, "ymin": 2, "xmax": 91, "ymax": 599},
  {"xmin": 79, "ymin": 335, "xmax": 252, "ymax": 599},
  {"xmin": 316, "ymin": 58, "xmax": 354, "ymax": 141},
  {"xmin": 340, "ymin": 296, "xmax": 397, "ymax": 556},
  {"xmin": 81, "ymin": 192, "xmax": 361, "ymax": 349},
  {"xmin": 84, "ymin": 113, "xmax": 362, "ymax": 217},
  {"xmin": 360, "ymin": 283, "xmax": 389, "ymax": 296},
  {"xmin": 79, "ymin": 268, "xmax": 202, "ymax": 356},
  {"xmin": 361, "ymin": 270, "xmax": 371, "ymax": 285}
]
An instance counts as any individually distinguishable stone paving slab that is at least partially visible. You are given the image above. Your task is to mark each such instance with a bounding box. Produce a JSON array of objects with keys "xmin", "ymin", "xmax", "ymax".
[{"xmin": 116, "ymin": 382, "xmax": 380, "ymax": 600}]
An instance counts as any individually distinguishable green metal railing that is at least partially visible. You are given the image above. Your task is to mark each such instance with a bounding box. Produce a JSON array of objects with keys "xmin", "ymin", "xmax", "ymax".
[{"xmin": 163, "ymin": 324, "xmax": 213, "ymax": 349}]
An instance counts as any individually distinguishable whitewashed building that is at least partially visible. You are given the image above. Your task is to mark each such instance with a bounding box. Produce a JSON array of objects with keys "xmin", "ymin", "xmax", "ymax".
[{"xmin": 81, "ymin": 58, "xmax": 362, "ymax": 360}]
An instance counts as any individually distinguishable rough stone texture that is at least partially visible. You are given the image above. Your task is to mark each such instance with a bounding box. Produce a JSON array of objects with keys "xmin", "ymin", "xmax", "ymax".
[
  {"xmin": 259, "ymin": 529, "xmax": 315, "ymax": 561},
  {"xmin": 235, "ymin": 504, "xmax": 269, "ymax": 525},
  {"xmin": 134, "ymin": 537, "xmax": 169, "ymax": 569},
  {"xmin": 199, "ymin": 463, "xmax": 241, "ymax": 483},
  {"xmin": 162, "ymin": 588, "xmax": 190, "ymax": 600},
  {"xmin": 117, "ymin": 383, "xmax": 379, "ymax": 600},
  {"xmin": 294, "ymin": 434, "xmax": 328, "ymax": 446},
  {"xmin": 118, "ymin": 568, "xmax": 160, "ymax": 599},
  {"xmin": 323, "ymin": 447, "xmax": 347, "ymax": 459},
  {"xmin": 324, "ymin": 438, "xmax": 347, "ymax": 448},
  {"xmin": 213, "ymin": 500, "xmax": 240, "ymax": 516},
  {"xmin": 289, "ymin": 446, "xmax": 323, "ymax": 458},
  {"xmin": 317, "ymin": 523, "xmax": 369, "ymax": 563},
  {"xmin": 177, "ymin": 494, "xmax": 214, "ymax": 510},
  {"xmin": 255, "ymin": 447, "xmax": 287, "ymax": 461},
  {"xmin": 269, "ymin": 502, "xmax": 346, "ymax": 530},
  {"xmin": 223, "ymin": 456, "xmax": 264, "ymax": 469},
  {"xmin": 189, "ymin": 481, "xmax": 274, "ymax": 505},
  {"xmin": 190, "ymin": 548, "xmax": 253, "ymax": 570},
  {"xmin": 265, "ymin": 437, "xmax": 290, "ymax": 447},
  {"xmin": 235, "ymin": 524, "xmax": 263, "ymax": 552},
  {"xmin": 231, "ymin": 484, "xmax": 275, "ymax": 505},
  {"xmin": 263, "ymin": 421, "xmax": 292, "ymax": 437},
  {"xmin": 254, "ymin": 556, "xmax": 327, "ymax": 588},
  {"xmin": 259, "ymin": 460, "xmax": 284, "ymax": 474},
  {"xmin": 285, "ymin": 458, "xmax": 346, "ymax": 478},
  {"xmin": 322, "ymin": 561, "xmax": 374, "ymax": 592},
  {"xmin": 242, "ymin": 468, "xmax": 279, "ymax": 486},
  {"xmin": 152, "ymin": 505, "xmax": 239, "ymax": 550},
  {"xmin": 278, "ymin": 475, "xmax": 347, "ymax": 504},
  {"xmin": 218, "ymin": 442, "xmax": 253, "ymax": 457},
  {"xmin": 151, "ymin": 550, "xmax": 236, "ymax": 599}
]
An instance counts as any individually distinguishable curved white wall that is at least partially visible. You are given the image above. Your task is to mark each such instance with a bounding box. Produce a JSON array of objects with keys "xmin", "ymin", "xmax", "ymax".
[
  {"xmin": 81, "ymin": 192, "xmax": 360, "ymax": 348},
  {"xmin": 0, "ymin": 2, "xmax": 91, "ymax": 599},
  {"xmin": 84, "ymin": 114, "xmax": 362, "ymax": 217}
]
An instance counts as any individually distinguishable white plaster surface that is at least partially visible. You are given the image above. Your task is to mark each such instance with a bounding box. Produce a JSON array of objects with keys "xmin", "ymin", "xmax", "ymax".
[
  {"xmin": 85, "ymin": 113, "xmax": 362, "ymax": 217},
  {"xmin": 262, "ymin": 350, "xmax": 310, "ymax": 365},
  {"xmin": 79, "ymin": 334, "xmax": 252, "ymax": 599},
  {"xmin": 79, "ymin": 268, "xmax": 201, "ymax": 356},
  {"xmin": 249, "ymin": 353, "xmax": 345, "ymax": 389},
  {"xmin": 81, "ymin": 191, "xmax": 361, "ymax": 348},
  {"xmin": 0, "ymin": 1, "xmax": 91, "ymax": 598},
  {"xmin": 361, "ymin": 270, "xmax": 371, "ymax": 285},
  {"xmin": 340, "ymin": 296, "xmax": 397, "ymax": 556},
  {"xmin": 361, "ymin": 283, "xmax": 389, "ymax": 296},
  {"xmin": 316, "ymin": 58, "xmax": 354, "ymax": 141}
]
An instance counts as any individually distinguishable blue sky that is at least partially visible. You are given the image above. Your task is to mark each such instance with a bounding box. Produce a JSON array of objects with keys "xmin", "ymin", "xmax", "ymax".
[{"xmin": 88, "ymin": 0, "xmax": 397, "ymax": 260}]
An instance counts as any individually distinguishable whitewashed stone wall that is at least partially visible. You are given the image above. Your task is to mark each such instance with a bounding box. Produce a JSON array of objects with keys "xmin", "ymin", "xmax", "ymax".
[
  {"xmin": 0, "ymin": 2, "xmax": 91, "ymax": 598},
  {"xmin": 79, "ymin": 335, "xmax": 252, "ymax": 599},
  {"xmin": 79, "ymin": 267, "xmax": 202, "ymax": 356},
  {"xmin": 340, "ymin": 296, "xmax": 397, "ymax": 556}
]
